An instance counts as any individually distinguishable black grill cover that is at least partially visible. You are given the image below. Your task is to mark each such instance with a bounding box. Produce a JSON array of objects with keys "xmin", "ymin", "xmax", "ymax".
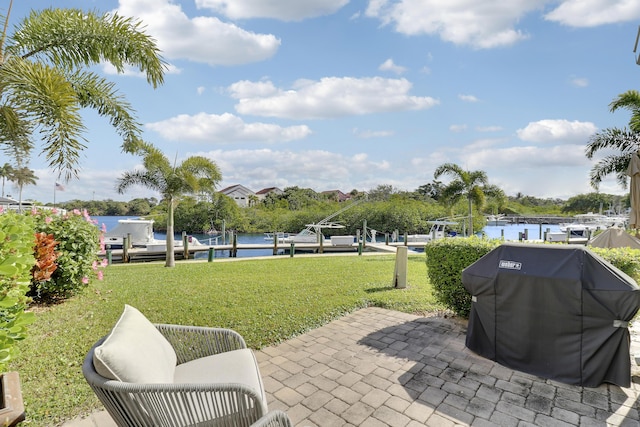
[{"xmin": 462, "ymin": 243, "xmax": 640, "ymax": 387}]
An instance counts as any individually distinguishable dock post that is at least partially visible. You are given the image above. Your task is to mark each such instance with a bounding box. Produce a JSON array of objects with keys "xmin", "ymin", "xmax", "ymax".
[
  {"xmin": 539, "ymin": 223, "xmax": 543, "ymax": 240},
  {"xmin": 501, "ymin": 229, "xmax": 504, "ymax": 240},
  {"xmin": 356, "ymin": 229, "xmax": 360, "ymax": 244},
  {"xmin": 182, "ymin": 232, "xmax": 189, "ymax": 260},
  {"xmin": 404, "ymin": 232, "xmax": 408, "ymax": 246},
  {"xmin": 122, "ymin": 236, "xmax": 129, "ymax": 263},
  {"xmin": 290, "ymin": 242, "xmax": 295, "ymax": 257},
  {"xmin": 272, "ymin": 232, "xmax": 278, "ymax": 255},
  {"xmin": 126, "ymin": 233, "xmax": 132, "ymax": 249},
  {"xmin": 106, "ymin": 246, "xmax": 112, "ymax": 265},
  {"xmin": 208, "ymin": 247, "xmax": 214, "ymax": 262},
  {"xmin": 358, "ymin": 241, "xmax": 363, "ymax": 255},
  {"xmin": 318, "ymin": 234, "xmax": 323, "ymax": 254},
  {"xmin": 385, "ymin": 233, "xmax": 389, "ymax": 245},
  {"xmin": 392, "ymin": 246, "xmax": 408, "ymax": 289},
  {"xmin": 231, "ymin": 232, "xmax": 238, "ymax": 257}
]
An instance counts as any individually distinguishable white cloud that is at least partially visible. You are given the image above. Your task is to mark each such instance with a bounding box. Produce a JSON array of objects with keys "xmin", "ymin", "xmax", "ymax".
[
  {"xmin": 449, "ymin": 124, "xmax": 467, "ymax": 132},
  {"xmin": 229, "ymin": 77, "xmax": 439, "ymax": 119},
  {"xmin": 379, "ymin": 58, "xmax": 407, "ymax": 74},
  {"xmin": 198, "ymin": 148, "xmax": 392, "ymax": 191},
  {"xmin": 195, "ymin": 0, "xmax": 349, "ymax": 21},
  {"xmin": 365, "ymin": 0, "xmax": 546, "ymax": 48},
  {"xmin": 516, "ymin": 119, "xmax": 597, "ymax": 143},
  {"xmin": 467, "ymin": 144, "xmax": 588, "ymax": 169},
  {"xmin": 459, "ymin": 94, "xmax": 480, "ymax": 103},
  {"xmin": 545, "ymin": 0, "xmax": 640, "ymax": 27},
  {"xmin": 115, "ymin": 0, "xmax": 280, "ymax": 66},
  {"xmin": 197, "ymin": 86, "xmax": 206, "ymax": 95},
  {"xmin": 570, "ymin": 77, "xmax": 589, "ymax": 87},
  {"xmin": 146, "ymin": 112, "xmax": 312, "ymax": 143}
]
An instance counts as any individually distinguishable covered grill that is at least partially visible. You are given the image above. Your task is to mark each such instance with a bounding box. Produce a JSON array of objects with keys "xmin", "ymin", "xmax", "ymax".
[{"xmin": 462, "ymin": 243, "xmax": 640, "ymax": 387}]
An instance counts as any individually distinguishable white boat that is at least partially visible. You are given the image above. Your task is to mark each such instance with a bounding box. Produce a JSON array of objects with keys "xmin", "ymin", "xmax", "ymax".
[
  {"xmin": 558, "ymin": 212, "xmax": 628, "ymax": 234},
  {"xmin": 406, "ymin": 220, "xmax": 459, "ymax": 243},
  {"xmin": 104, "ymin": 219, "xmax": 203, "ymax": 250},
  {"xmin": 486, "ymin": 214, "xmax": 509, "ymax": 226},
  {"xmin": 278, "ymin": 199, "xmax": 364, "ymax": 244}
]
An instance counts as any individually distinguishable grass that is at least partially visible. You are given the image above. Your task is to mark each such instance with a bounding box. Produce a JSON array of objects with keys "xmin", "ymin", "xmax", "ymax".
[{"xmin": 9, "ymin": 253, "xmax": 443, "ymax": 426}]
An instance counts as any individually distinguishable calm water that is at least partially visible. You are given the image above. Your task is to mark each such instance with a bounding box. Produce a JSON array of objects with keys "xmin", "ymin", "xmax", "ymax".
[{"xmin": 93, "ymin": 216, "xmax": 563, "ymax": 258}]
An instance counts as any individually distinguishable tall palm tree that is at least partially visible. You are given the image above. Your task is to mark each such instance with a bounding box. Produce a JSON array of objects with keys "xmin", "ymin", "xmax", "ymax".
[
  {"xmin": 116, "ymin": 143, "xmax": 222, "ymax": 267},
  {"xmin": 10, "ymin": 165, "xmax": 37, "ymax": 211},
  {"xmin": 586, "ymin": 90, "xmax": 640, "ymax": 189},
  {"xmin": 434, "ymin": 163, "xmax": 497, "ymax": 235},
  {"xmin": 0, "ymin": 5, "xmax": 166, "ymax": 181},
  {"xmin": 0, "ymin": 162, "xmax": 14, "ymax": 197}
]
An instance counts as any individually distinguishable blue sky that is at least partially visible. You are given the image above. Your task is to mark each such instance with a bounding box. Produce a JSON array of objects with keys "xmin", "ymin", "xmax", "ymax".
[{"xmin": 8, "ymin": 0, "xmax": 640, "ymax": 204}]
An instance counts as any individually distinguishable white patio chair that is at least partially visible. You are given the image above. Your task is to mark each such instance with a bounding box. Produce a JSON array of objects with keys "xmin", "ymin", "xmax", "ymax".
[{"xmin": 82, "ymin": 305, "xmax": 268, "ymax": 427}]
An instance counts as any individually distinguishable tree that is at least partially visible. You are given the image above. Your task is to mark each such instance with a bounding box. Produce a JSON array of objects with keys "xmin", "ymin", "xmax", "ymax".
[
  {"xmin": 0, "ymin": 6, "xmax": 165, "ymax": 181},
  {"xmin": 10, "ymin": 165, "xmax": 37, "ymax": 211},
  {"xmin": 0, "ymin": 162, "xmax": 14, "ymax": 197},
  {"xmin": 434, "ymin": 163, "xmax": 495, "ymax": 235},
  {"xmin": 116, "ymin": 143, "xmax": 222, "ymax": 267},
  {"xmin": 586, "ymin": 90, "xmax": 640, "ymax": 189}
]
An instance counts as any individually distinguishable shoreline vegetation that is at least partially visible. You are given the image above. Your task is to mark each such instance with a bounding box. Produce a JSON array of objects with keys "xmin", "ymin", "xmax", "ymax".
[
  {"xmin": 48, "ymin": 190, "xmax": 628, "ymax": 238},
  {"xmin": 10, "ymin": 254, "xmax": 442, "ymax": 426}
]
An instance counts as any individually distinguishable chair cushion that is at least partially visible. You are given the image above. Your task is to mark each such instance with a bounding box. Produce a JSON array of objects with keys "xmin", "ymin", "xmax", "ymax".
[
  {"xmin": 93, "ymin": 304, "xmax": 177, "ymax": 383},
  {"xmin": 174, "ymin": 348, "xmax": 266, "ymax": 405}
]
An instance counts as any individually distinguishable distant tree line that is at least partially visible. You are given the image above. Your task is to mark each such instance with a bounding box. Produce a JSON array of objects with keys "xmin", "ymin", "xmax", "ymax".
[{"xmin": 49, "ymin": 186, "xmax": 628, "ymax": 236}]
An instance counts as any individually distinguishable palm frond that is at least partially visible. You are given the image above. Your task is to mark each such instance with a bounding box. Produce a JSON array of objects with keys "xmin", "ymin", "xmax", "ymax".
[
  {"xmin": 585, "ymin": 128, "xmax": 640, "ymax": 159},
  {"xmin": 7, "ymin": 8, "xmax": 166, "ymax": 88},
  {"xmin": 68, "ymin": 70, "xmax": 143, "ymax": 153}
]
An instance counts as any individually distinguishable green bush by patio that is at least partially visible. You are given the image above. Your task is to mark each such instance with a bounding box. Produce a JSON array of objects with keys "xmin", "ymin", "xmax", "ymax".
[{"xmin": 9, "ymin": 254, "xmax": 442, "ymax": 426}]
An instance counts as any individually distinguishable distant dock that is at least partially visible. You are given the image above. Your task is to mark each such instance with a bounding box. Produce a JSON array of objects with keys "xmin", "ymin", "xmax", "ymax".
[{"xmin": 102, "ymin": 240, "xmax": 424, "ymax": 264}]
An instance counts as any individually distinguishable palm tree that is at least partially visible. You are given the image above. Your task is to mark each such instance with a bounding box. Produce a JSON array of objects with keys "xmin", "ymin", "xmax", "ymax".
[
  {"xmin": 586, "ymin": 90, "xmax": 640, "ymax": 189},
  {"xmin": 116, "ymin": 143, "xmax": 222, "ymax": 267},
  {"xmin": 0, "ymin": 162, "xmax": 14, "ymax": 197},
  {"xmin": 0, "ymin": 5, "xmax": 166, "ymax": 181},
  {"xmin": 434, "ymin": 163, "xmax": 498, "ymax": 235},
  {"xmin": 10, "ymin": 165, "xmax": 37, "ymax": 211}
]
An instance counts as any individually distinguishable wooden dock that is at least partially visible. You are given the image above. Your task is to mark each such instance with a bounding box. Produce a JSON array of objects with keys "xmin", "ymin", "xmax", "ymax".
[{"xmin": 102, "ymin": 240, "xmax": 426, "ymax": 263}]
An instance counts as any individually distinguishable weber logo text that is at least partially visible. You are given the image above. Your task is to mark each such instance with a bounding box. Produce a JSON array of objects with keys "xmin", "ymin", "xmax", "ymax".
[{"xmin": 499, "ymin": 260, "xmax": 522, "ymax": 270}]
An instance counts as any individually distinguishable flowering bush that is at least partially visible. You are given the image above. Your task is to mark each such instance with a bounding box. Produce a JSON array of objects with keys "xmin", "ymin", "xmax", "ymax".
[
  {"xmin": 0, "ymin": 211, "xmax": 36, "ymax": 369},
  {"xmin": 28, "ymin": 208, "xmax": 106, "ymax": 302}
]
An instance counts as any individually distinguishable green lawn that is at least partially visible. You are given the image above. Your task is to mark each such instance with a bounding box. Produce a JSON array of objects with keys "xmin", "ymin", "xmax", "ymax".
[{"xmin": 9, "ymin": 254, "xmax": 443, "ymax": 426}]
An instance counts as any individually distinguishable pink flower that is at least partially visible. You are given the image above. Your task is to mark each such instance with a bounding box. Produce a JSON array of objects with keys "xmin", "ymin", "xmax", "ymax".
[
  {"xmin": 101, "ymin": 259, "xmax": 109, "ymax": 267},
  {"xmin": 82, "ymin": 277, "xmax": 89, "ymax": 284},
  {"xmin": 73, "ymin": 209, "xmax": 80, "ymax": 215},
  {"xmin": 92, "ymin": 261, "xmax": 98, "ymax": 270},
  {"xmin": 0, "ymin": 207, "xmax": 4, "ymax": 213},
  {"xmin": 97, "ymin": 271, "xmax": 104, "ymax": 280},
  {"xmin": 101, "ymin": 223, "xmax": 107, "ymax": 232},
  {"xmin": 45, "ymin": 217, "xmax": 52, "ymax": 224},
  {"xmin": 51, "ymin": 208, "xmax": 58, "ymax": 214},
  {"xmin": 31, "ymin": 208, "xmax": 37, "ymax": 214}
]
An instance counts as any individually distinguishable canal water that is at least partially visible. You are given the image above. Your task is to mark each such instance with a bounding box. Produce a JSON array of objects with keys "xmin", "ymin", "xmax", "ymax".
[{"xmin": 94, "ymin": 216, "xmax": 563, "ymax": 259}]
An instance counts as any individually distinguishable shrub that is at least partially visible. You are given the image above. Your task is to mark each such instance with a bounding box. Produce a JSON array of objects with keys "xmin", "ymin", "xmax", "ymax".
[
  {"xmin": 424, "ymin": 237, "xmax": 501, "ymax": 317},
  {"xmin": 590, "ymin": 247, "xmax": 640, "ymax": 281},
  {"xmin": 28, "ymin": 209, "xmax": 105, "ymax": 302},
  {"xmin": 0, "ymin": 211, "xmax": 36, "ymax": 369},
  {"xmin": 425, "ymin": 238, "xmax": 640, "ymax": 318}
]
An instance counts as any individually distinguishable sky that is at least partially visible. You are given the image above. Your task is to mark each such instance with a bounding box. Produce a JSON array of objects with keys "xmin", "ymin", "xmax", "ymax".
[{"xmin": 6, "ymin": 0, "xmax": 640, "ymax": 204}]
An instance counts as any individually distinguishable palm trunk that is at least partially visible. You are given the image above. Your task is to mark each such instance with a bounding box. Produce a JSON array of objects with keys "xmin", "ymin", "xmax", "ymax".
[
  {"xmin": 468, "ymin": 196, "xmax": 473, "ymax": 236},
  {"xmin": 165, "ymin": 196, "xmax": 175, "ymax": 267}
]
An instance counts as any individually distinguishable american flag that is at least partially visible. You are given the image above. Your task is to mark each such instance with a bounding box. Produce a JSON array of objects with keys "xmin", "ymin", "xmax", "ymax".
[{"xmin": 55, "ymin": 182, "xmax": 65, "ymax": 191}]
